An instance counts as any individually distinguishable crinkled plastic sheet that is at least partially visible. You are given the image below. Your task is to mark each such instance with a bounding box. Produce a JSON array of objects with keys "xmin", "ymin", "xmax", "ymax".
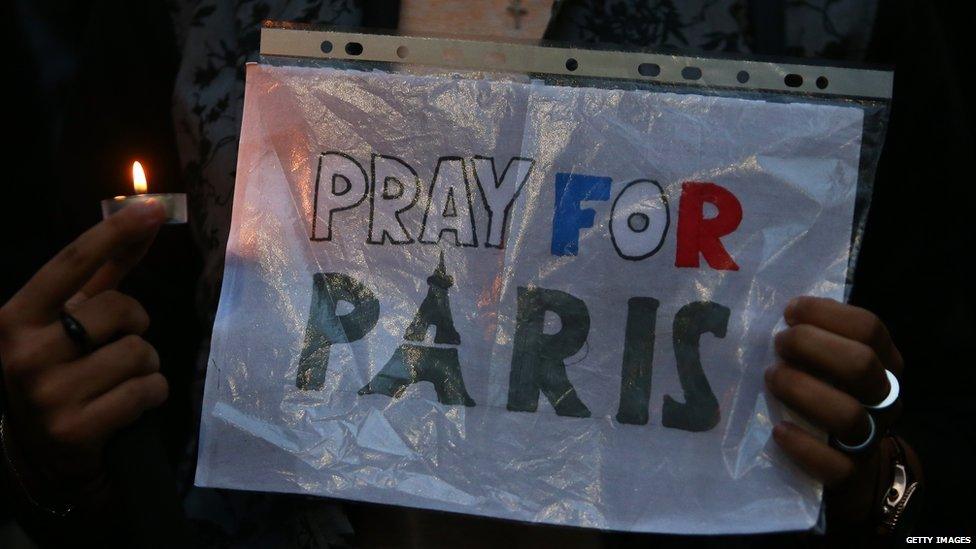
[{"xmin": 196, "ymin": 54, "xmax": 890, "ymax": 534}]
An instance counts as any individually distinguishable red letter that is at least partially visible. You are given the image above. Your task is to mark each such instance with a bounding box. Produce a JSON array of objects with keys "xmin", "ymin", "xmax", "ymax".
[{"xmin": 675, "ymin": 182, "xmax": 742, "ymax": 271}]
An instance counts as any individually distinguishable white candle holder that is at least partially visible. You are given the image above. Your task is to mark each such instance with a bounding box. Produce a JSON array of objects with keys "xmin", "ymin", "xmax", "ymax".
[{"xmin": 101, "ymin": 193, "xmax": 188, "ymax": 224}]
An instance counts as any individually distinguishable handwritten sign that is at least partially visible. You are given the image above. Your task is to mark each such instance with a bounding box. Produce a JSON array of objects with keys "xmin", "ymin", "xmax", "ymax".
[{"xmin": 196, "ymin": 64, "xmax": 864, "ymax": 534}]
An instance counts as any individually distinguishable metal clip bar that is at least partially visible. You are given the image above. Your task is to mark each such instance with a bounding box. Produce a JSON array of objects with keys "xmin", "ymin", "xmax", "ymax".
[{"xmin": 260, "ymin": 24, "xmax": 892, "ymax": 99}]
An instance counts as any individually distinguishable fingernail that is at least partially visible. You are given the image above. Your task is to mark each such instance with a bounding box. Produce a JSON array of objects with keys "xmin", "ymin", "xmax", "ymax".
[
  {"xmin": 136, "ymin": 199, "xmax": 165, "ymax": 223},
  {"xmin": 772, "ymin": 421, "xmax": 796, "ymax": 440},
  {"xmin": 783, "ymin": 297, "xmax": 799, "ymax": 325}
]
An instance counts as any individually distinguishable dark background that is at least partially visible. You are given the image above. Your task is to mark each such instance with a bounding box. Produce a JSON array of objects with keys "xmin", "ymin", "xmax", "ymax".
[{"xmin": 2, "ymin": 0, "xmax": 973, "ymax": 545}]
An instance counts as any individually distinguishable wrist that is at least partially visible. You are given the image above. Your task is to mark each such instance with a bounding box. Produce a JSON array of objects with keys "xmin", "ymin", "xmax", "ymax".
[{"xmin": 0, "ymin": 413, "xmax": 110, "ymax": 518}]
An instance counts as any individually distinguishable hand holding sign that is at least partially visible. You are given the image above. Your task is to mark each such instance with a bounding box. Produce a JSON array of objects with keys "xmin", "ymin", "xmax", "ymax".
[
  {"xmin": 767, "ymin": 296, "xmax": 907, "ymax": 525},
  {"xmin": 0, "ymin": 201, "xmax": 168, "ymax": 501}
]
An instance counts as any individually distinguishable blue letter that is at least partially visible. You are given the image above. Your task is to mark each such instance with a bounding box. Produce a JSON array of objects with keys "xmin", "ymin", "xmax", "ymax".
[{"xmin": 550, "ymin": 173, "xmax": 612, "ymax": 255}]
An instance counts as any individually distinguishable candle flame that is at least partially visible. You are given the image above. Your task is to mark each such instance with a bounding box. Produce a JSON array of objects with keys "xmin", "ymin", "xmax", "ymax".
[{"xmin": 132, "ymin": 161, "xmax": 148, "ymax": 194}]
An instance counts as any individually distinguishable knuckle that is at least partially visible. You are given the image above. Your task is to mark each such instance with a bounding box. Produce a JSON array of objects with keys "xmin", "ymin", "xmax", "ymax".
[
  {"xmin": 790, "ymin": 296, "xmax": 816, "ymax": 319},
  {"xmin": 0, "ymin": 325, "xmax": 27, "ymax": 370},
  {"xmin": 146, "ymin": 373, "xmax": 170, "ymax": 403},
  {"xmin": 4, "ymin": 343, "xmax": 45, "ymax": 374},
  {"xmin": 127, "ymin": 374, "xmax": 168, "ymax": 405},
  {"xmin": 127, "ymin": 301, "xmax": 151, "ymax": 332},
  {"xmin": 105, "ymin": 292, "xmax": 150, "ymax": 332},
  {"xmin": 30, "ymin": 378, "xmax": 65, "ymax": 409},
  {"xmin": 794, "ymin": 323, "xmax": 818, "ymax": 339},
  {"xmin": 120, "ymin": 381, "xmax": 144, "ymax": 403},
  {"xmin": 863, "ymin": 313, "xmax": 889, "ymax": 346},
  {"xmin": 832, "ymin": 460, "xmax": 856, "ymax": 485},
  {"xmin": 849, "ymin": 345, "xmax": 879, "ymax": 378},
  {"xmin": 105, "ymin": 209, "xmax": 133, "ymax": 234},
  {"xmin": 45, "ymin": 415, "xmax": 86, "ymax": 447},
  {"xmin": 774, "ymin": 328, "xmax": 794, "ymax": 353},
  {"xmin": 775, "ymin": 326, "xmax": 807, "ymax": 355},
  {"xmin": 0, "ymin": 307, "xmax": 13, "ymax": 334},
  {"xmin": 143, "ymin": 346, "xmax": 161, "ymax": 373},
  {"xmin": 100, "ymin": 289, "xmax": 126, "ymax": 307},
  {"xmin": 58, "ymin": 242, "xmax": 87, "ymax": 268},
  {"xmin": 119, "ymin": 334, "xmax": 150, "ymax": 359},
  {"xmin": 137, "ymin": 341, "xmax": 157, "ymax": 364},
  {"xmin": 839, "ymin": 402, "xmax": 864, "ymax": 431},
  {"xmin": 1, "ymin": 357, "xmax": 27, "ymax": 379},
  {"xmin": 892, "ymin": 351, "xmax": 905, "ymax": 374},
  {"xmin": 151, "ymin": 372, "xmax": 169, "ymax": 391},
  {"xmin": 765, "ymin": 366, "xmax": 789, "ymax": 394}
]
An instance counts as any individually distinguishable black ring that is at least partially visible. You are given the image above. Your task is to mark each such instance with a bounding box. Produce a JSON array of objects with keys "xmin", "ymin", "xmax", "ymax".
[{"xmin": 59, "ymin": 311, "xmax": 93, "ymax": 354}]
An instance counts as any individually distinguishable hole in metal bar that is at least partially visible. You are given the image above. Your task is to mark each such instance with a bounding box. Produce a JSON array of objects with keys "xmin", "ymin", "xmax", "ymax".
[
  {"xmin": 736, "ymin": 70, "xmax": 749, "ymax": 83},
  {"xmin": 345, "ymin": 42, "xmax": 363, "ymax": 55},
  {"xmin": 320, "ymin": 40, "xmax": 333, "ymax": 54},
  {"xmin": 816, "ymin": 76, "xmax": 829, "ymax": 89},
  {"xmin": 396, "ymin": 45, "xmax": 409, "ymax": 59},
  {"xmin": 638, "ymin": 63, "xmax": 660, "ymax": 77},
  {"xmin": 784, "ymin": 73, "xmax": 803, "ymax": 87},
  {"xmin": 681, "ymin": 66, "xmax": 702, "ymax": 80},
  {"xmin": 565, "ymin": 58, "xmax": 579, "ymax": 71}
]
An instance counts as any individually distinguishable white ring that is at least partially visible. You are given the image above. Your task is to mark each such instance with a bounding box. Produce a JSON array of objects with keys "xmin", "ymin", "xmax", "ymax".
[
  {"xmin": 865, "ymin": 369, "xmax": 899, "ymax": 411},
  {"xmin": 834, "ymin": 413, "xmax": 876, "ymax": 454}
]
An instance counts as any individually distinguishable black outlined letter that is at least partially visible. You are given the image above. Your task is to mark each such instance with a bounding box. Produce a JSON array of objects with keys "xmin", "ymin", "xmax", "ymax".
[
  {"xmin": 369, "ymin": 154, "xmax": 421, "ymax": 244},
  {"xmin": 419, "ymin": 157, "xmax": 478, "ymax": 247},
  {"xmin": 311, "ymin": 152, "xmax": 368, "ymax": 241},
  {"xmin": 472, "ymin": 156, "xmax": 535, "ymax": 248},
  {"xmin": 609, "ymin": 180, "xmax": 669, "ymax": 260}
]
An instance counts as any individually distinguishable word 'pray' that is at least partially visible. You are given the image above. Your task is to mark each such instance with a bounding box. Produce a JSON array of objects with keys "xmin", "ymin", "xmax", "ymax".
[{"xmin": 311, "ymin": 152, "xmax": 744, "ymax": 270}]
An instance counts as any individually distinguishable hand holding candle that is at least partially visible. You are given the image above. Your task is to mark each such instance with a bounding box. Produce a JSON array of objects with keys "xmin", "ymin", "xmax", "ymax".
[
  {"xmin": 101, "ymin": 161, "xmax": 187, "ymax": 224},
  {"xmin": 0, "ymin": 202, "xmax": 168, "ymax": 512}
]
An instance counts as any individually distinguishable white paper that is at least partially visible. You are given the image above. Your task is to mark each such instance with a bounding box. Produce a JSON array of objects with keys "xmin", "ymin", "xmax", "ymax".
[{"xmin": 196, "ymin": 64, "xmax": 864, "ymax": 534}]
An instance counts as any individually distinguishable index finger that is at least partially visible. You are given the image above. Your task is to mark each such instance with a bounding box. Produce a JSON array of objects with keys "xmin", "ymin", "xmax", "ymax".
[
  {"xmin": 784, "ymin": 296, "xmax": 904, "ymax": 376},
  {"xmin": 9, "ymin": 200, "xmax": 165, "ymax": 321},
  {"xmin": 75, "ymin": 224, "xmax": 160, "ymax": 300}
]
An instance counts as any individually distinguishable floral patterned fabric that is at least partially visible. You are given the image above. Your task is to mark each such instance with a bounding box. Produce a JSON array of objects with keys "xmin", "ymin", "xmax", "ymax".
[
  {"xmin": 171, "ymin": 0, "xmax": 365, "ymax": 326},
  {"xmin": 550, "ymin": 0, "xmax": 878, "ymax": 57}
]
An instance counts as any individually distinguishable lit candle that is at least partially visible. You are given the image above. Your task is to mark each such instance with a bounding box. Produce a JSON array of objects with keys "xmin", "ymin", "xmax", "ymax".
[{"xmin": 101, "ymin": 161, "xmax": 187, "ymax": 223}]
